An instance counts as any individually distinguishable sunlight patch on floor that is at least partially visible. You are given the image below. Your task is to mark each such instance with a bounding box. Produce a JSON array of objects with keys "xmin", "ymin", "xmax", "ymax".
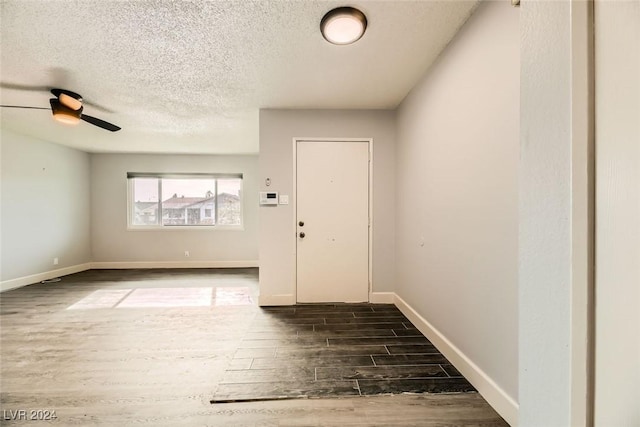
[
  {"xmin": 67, "ymin": 287, "xmax": 253, "ymax": 309},
  {"xmin": 117, "ymin": 287, "xmax": 213, "ymax": 308},
  {"xmin": 214, "ymin": 287, "xmax": 253, "ymax": 306},
  {"xmin": 66, "ymin": 289, "xmax": 132, "ymax": 310}
]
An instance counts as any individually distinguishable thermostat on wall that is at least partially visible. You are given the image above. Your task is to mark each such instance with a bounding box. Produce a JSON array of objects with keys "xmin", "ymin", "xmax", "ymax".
[{"xmin": 259, "ymin": 191, "xmax": 279, "ymax": 205}]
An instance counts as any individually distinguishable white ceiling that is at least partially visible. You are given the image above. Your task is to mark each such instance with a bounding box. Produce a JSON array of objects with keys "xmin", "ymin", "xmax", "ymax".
[{"xmin": 0, "ymin": 1, "xmax": 478, "ymax": 155}]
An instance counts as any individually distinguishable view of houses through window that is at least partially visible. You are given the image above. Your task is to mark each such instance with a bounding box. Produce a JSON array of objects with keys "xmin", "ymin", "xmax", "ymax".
[{"xmin": 129, "ymin": 174, "xmax": 242, "ymax": 227}]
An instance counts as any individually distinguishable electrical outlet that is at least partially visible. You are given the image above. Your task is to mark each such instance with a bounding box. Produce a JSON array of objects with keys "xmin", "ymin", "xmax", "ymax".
[
  {"xmin": 184, "ymin": 251, "xmax": 190, "ymax": 257},
  {"xmin": 53, "ymin": 257, "xmax": 59, "ymax": 265}
]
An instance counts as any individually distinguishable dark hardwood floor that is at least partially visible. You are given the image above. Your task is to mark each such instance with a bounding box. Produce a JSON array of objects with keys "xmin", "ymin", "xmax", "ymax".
[
  {"xmin": 0, "ymin": 269, "xmax": 507, "ymax": 426},
  {"xmin": 212, "ymin": 304, "xmax": 475, "ymax": 402}
]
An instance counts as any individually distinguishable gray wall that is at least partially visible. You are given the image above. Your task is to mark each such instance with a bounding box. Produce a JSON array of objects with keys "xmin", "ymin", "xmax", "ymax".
[
  {"xmin": 259, "ymin": 109, "xmax": 396, "ymax": 304},
  {"xmin": 395, "ymin": 0, "xmax": 519, "ymax": 407},
  {"xmin": 90, "ymin": 153, "xmax": 259, "ymax": 264},
  {"xmin": 1, "ymin": 129, "xmax": 91, "ymax": 282},
  {"xmin": 594, "ymin": 1, "xmax": 640, "ymax": 424}
]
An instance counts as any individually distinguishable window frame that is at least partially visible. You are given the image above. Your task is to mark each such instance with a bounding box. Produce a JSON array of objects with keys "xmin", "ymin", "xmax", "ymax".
[{"xmin": 126, "ymin": 172, "xmax": 244, "ymax": 231}]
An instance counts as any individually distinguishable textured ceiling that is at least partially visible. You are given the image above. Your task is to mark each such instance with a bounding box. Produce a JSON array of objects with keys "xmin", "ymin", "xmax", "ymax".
[{"xmin": 0, "ymin": 1, "xmax": 478, "ymax": 154}]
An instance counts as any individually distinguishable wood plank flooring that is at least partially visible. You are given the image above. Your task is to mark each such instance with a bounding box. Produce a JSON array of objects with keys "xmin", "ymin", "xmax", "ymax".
[
  {"xmin": 212, "ymin": 304, "xmax": 475, "ymax": 402},
  {"xmin": 0, "ymin": 269, "xmax": 508, "ymax": 426}
]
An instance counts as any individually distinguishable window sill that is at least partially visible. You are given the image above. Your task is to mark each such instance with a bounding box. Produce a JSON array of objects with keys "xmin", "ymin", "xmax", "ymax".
[{"xmin": 127, "ymin": 225, "xmax": 245, "ymax": 231}]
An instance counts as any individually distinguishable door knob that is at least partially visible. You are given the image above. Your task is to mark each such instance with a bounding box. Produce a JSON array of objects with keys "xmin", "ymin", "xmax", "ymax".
[
  {"xmin": 299, "ymin": 232, "xmax": 305, "ymax": 238},
  {"xmin": 299, "ymin": 221, "xmax": 304, "ymax": 227}
]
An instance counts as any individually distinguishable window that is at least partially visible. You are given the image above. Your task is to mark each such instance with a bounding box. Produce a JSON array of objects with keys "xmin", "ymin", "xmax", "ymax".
[{"xmin": 128, "ymin": 173, "xmax": 242, "ymax": 228}]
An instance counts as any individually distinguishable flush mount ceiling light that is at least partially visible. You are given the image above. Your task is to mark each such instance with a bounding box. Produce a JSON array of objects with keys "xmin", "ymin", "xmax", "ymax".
[{"xmin": 321, "ymin": 7, "xmax": 367, "ymax": 45}]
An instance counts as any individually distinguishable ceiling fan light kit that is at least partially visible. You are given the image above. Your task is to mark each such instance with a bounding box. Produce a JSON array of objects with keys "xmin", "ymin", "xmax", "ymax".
[
  {"xmin": 50, "ymin": 98, "xmax": 82, "ymax": 125},
  {"xmin": 57, "ymin": 93, "xmax": 83, "ymax": 111},
  {"xmin": 320, "ymin": 6, "xmax": 367, "ymax": 45},
  {"xmin": 52, "ymin": 112, "xmax": 82, "ymax": 125}
]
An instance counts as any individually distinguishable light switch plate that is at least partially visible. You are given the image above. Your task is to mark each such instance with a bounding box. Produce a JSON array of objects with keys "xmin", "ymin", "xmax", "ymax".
[{"xmin": 279, "ymin": 195, "xmax": 289, "ymax": 205}]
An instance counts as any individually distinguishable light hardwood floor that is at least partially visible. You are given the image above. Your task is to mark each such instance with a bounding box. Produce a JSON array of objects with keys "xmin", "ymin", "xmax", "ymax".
[{"xmin": 0, "ymin": 269, "xmax": 508, "ymax": 426}]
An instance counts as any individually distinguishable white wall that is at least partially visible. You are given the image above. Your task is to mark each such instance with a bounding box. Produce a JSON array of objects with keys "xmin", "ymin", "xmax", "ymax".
[
  {"xmin": 594, "ymin": 1, "xmax": 640, "ymax": 425},
  {"xmin": 1, "ymin": 129, "xmax": 91, "ymax": 285},
  {"xmin": 259, "ymin": 109, "xmax": 396, "ymax": 304},
  {"xmin": 395, "ymin": 1, "xmax": 519, "ymax": 423},
  {"xmin": 519, "ymin": 2, "xmax": 571, "ymax": 425},
  {"xmin": 90, "ymin": 153, "xmax": 258, "ymax": 266},
  {"xmin": 518, "ymin": 1, "xmax": 596, "ymax": 426}
]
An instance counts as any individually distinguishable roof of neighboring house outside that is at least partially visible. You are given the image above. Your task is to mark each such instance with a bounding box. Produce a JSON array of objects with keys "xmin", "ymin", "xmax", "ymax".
[{"xmin": 136, "ymin": 193, "xmax": 240, "ymax": 211}]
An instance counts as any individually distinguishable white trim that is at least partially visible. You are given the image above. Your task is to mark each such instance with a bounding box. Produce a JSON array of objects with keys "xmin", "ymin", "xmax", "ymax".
[
  {"xmin": 90, "ymin": 261, "xmax": 258, "ymax": 269},
  {"xmin": 570, "ymin": 1, "xmax": 595, "ymax": 425},
  {"xmin": 368, "ymin": 139, "xmax": 374, "ymax": 301},
  {"xmin": 292, "ymin": 138, "xmax": 298, "ymax": 303},
  {"xmin": 1, "ymin": 261, "xmax": 257, "ymax": 291},
  {"xmin": 292, "ymin": 137, "xmax": 374, "ymax": 303},
  {"xmin": 126, "ymin": 225, "xmax": 245, "ymax": 231},
  {"xmin": 0, "ymin": 263, "xmax": 92, "ymax": 293},
  {"xmin": 258, "ymin": 294, "xmax": 296, "ymax": 306},
  {"xmin": 394, "ymin": 293, "xmax": 519, "ymax": 427},
  {"xmin": 369, "ymin": 292, "xmax": 395, "ymax": 304}
]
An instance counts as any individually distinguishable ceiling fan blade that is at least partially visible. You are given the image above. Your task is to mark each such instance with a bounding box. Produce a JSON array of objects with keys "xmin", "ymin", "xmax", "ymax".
[
  {"xmin": 2, "ymin": 68, "xmax": 72, "ymax": 93},
  {"xmin": 81, "ymin": 114, "xmax": 121, "ymax": 132},
  {"xmin": 0, "ymin": 105, "xmax": 49, "ymax": 110},
  {"xmin": 0, "ymin": 82, "xmax": 50, "ymax": 92},
  {"xmin": 50, "ymin": 88, "xmax": 115, "ymax": 113},
  {"xmin": 2, "ymin": 82, "xmax": 114, "ymax": 113},
  {"xmin": 50, "ymin": 88, "xmax": 82, "ymax": 99}
]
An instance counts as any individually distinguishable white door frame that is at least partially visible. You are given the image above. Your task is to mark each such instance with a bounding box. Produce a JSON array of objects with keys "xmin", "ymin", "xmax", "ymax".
[{"xmin": 292, "ymin": 138, "xmax": 373, "ymax": 303}]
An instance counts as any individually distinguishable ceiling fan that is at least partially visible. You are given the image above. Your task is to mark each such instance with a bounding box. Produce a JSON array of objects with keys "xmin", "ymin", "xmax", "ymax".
[{"xmin": 0, "ymin": 88, "xmax": 121, "ymax": 132}]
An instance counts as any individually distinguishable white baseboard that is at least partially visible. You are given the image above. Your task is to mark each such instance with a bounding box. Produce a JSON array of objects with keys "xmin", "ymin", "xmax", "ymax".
[
  {"xmin": 258, "ymin": 294, "xmax": 296, "ymax": 306},
  {"xmin": 394, "ymin": 293, "xmax": 518, "ymax": 427},
  {"xmin": 1, "ymin": 261, "xmax": 257, "ymax": 293},
  {"xmin": 0, "ymin": 263, "xmax": 92, "ymax": 293},
  {"xmin": 90, "ymin": 260, "xmax": 258, "ymax": 269},
  {"xmin": 258, "ymin": 292, "xmax": 395, "ymax": 306},
  {"xmin": 369, "ymin": 292, "xmax": 395, "ymax": 304}
]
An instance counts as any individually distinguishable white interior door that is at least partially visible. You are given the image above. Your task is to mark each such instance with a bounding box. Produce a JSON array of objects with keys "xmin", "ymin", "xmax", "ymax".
[{"xmin": 296, "ymin": 140, "xmax": 370, "ymax": 303}]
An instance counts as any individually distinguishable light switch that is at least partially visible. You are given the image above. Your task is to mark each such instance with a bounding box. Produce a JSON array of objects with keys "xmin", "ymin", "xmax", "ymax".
[{"xmin": 279, "ymin": 195, "xmax": 289, "ymax": 205}]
